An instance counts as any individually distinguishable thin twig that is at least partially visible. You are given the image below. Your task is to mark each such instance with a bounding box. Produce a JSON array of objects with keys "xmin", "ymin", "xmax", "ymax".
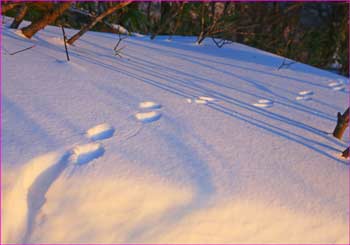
[
  {"xmin": 277, "ymin": 58, "xmax": 296, "ymax": 70},
  {"xmin": 9, "ymin": 45, "xmax": 36, "ymax": 55},
  {"xmin": 61, "ymin": 26, "xmax": 70, "ymax": 61},
  {"xmin": 114, "ymin": 32, "xmax": 127, "ymax": 57},
  {"xmin": 212, "ymin": 37, "xmax": 232, "ymax": 48}
]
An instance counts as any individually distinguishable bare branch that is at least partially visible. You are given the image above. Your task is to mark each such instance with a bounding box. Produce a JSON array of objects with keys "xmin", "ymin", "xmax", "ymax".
[
  {"xmin": 67, "ymin": 1, "xmax": 132, "ymax": 45},
  {"xmin": 212, "ymin": 37, "xmax": 232, "ymax": 48}
]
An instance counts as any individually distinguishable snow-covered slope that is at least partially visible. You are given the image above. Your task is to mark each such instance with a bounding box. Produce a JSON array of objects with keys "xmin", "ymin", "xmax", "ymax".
[{"xmin": 2, "ymin": 19, "xmax": 349, "ymax": 244}]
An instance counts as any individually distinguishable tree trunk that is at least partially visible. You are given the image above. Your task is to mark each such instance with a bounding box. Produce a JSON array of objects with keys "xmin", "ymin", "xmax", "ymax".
[
  {"xmin": 169, "ymin": 3, "xmax": 186, "ymax": 39},
  {"xmin": 10, "ymin": 3, "xmax": 28, "ymax": 29},
  {"xmin": 197, "ymin": 31, "xmax": 207, "ymax": 44},
  {"xmin": 67, "ymin": 1, "xmax": 132, "ymax": 45},
  {"xmin": 21, "ymin": 2, "xmax": 71, "ymax": 39},
  {"xmin": 151, "ymin": 2, "xmax": 185, "ymax": 40},
  {"xmin": 146, "ymin": 2, "xmax": 152, "ymax": 33},
  {"xmin": 333, "ymin": 107, "xmax": 349, "ymax": 139},
  {"xmin": 1, "ymin": 2, "xmax": 21, "ymax": 14},
  {"xmin": 342, "ymin": 147, "xmax": 349, "ymax": 159},
  {"xmin": 197, "ymin": 4, "xmax": 207, "ymax": 44}
]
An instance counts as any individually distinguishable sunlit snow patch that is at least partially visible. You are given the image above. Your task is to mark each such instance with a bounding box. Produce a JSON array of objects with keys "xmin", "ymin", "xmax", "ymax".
[
  {"xmin": 14, "ymin": 29, "xmax": 28, "ymax": 39},
  {"xmin": 2, "ymin": 150, "xmax": 70, "ymax": 243},
  {"xmin": 46, "ymin": 37, "xmax": 64, "ymax": 46}
]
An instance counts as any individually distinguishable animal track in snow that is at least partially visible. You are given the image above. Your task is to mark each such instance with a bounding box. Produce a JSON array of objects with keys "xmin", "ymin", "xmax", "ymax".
[
  {"xmin": 198, "ymin": 96, "xmax": 216, "ymax": 102},
  {"xmin": 136, "ymin": 100, "xmax": 162, "ymax": 123},
  {"xmin": 70, "ymin": 143, "xmax": 104, "ymax": 165},
  {"xmin": 253, "ymin": 99, "xmax": 274, "ymax": 108},
  {"xmin": 298, "ymin": 90, "xmax": 314, "ymax": 96},
  {"xmin": 139, "ymin": 101, "xmax": 162, "ymax": 109},
  {"xmin": 86, "ymin": 123, "xmax": 115, "ymax": 141},
  {"xmin": 296, "ymin": 90, "xmax": 314, "ymax": 101},
  {"xmin": 328, "ymin": 80, "xmax": 346, "ymax": 91},
  {"xmin": 135, "ymin": 111, "xmax": 162, "ymax": 123},
  {"xmin": 187, "ymin": 96, "xmax": 216, "ymax": 104},
  {"xmin": 296, "ymin": 96, "xmax": 312, "ymax": 101},
  {"xmin": 194, "ymin": 99, "xmax": 208, "ymax": 104}
]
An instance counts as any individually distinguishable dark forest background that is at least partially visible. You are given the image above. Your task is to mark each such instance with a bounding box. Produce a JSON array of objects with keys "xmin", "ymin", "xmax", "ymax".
[{"xmin": 3, "ymin": 1, "xmax": 349, "ymax": 76}]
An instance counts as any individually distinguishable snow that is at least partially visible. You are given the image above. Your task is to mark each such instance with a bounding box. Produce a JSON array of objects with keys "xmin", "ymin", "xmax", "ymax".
[
  {"xmin": 198, "ymin": 96, "xmax": 216, "ymax": 102},
  {"xmin": 86, "ymin": 123, "xmax": 115, "ymax": 141},
  {"xmin": 2, "ymin": 19, "xmax": 349, "ymax": 244},
  {"xmin": 134, "ymin": 111, "xmax": 162, "ymax": 123},
  {"xmin": 194, "ymin": 98, "xmax": 208, "ymax": 104},
  {"xmin": 298, "ymin": 90, "xmax": 314, "ymax": 96},
  {"xmin": 112, "ymin": 24, "xmax": 129, "ymax": 35},
  {"xmin": 71, "ymin": 143, "xmax": 104, "ymax": 165},
  {"xmin": 139, "ymin": 101, "xmax": 162, "ymax": 109}
]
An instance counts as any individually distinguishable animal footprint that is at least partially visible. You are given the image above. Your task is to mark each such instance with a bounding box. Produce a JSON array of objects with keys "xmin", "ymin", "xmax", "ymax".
[
  {"xmin": 328, "ymin": 80, "xmax": 345, "ymax": 91},
  {"xmin": 86, "ymin": 123, "xmax": 115, "ymax": 141},
  {"xmin": 253, "ymin": 99, "xmax": 274, "ymax": 108},
  {"xmin": 198, "ymin": 96, "xmax": 215, "ymax": 102},
  {"xmin": 296, "ymin": 90, "xmax": 313, "ymax": 101},
  {"xmin": 187, "ymin": 96, "xmax": 216, "ymax": 104},
  {"xmin": 136, "ymin": 101, "xmax": 162, "ymax": 123},
  {"xmin": 70, "ymin": 143, "xmax": 104, "ymax": 165},
  {"xmin": 135, "ymin": 111, "xmax": 162, "ymax": 123},
  {"xmin": 139, "ymin": 101, "xmax": 162, "ymax": 109}
]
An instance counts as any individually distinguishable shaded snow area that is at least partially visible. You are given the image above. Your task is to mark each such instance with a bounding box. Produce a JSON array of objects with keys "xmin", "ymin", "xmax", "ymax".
[{"xmin": 2, "ymin": 20, "xmax": 350, "ymax": 244}]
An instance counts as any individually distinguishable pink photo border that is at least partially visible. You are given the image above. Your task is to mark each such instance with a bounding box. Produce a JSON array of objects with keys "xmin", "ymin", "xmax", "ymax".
[{"xmin": 0, "ymin": 1, "xmax": 349, "ymax": 245}]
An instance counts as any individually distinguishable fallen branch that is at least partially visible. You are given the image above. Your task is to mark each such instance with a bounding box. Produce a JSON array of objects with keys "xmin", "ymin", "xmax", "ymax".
[
  {"xmin": 67, "ymin": 1, "xmax": 132, "ymax": 45},
  {"xmin": 21, "ymin": 2, "xmax": 71, "ymax": 39},
  {"xmin": 212, "ymin": 37, "xmax": 232, "ymax": 48},
  {"xmin": 277, "ymin": 58, "xmax": 296, "ymax": 70}
]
